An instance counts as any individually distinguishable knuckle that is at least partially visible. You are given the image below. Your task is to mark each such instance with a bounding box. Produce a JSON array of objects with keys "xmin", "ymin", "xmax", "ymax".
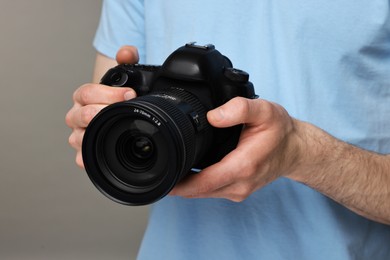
[
  {"xmin": 265, "ymin": 101, "xmax": 287, "ymax": 122},
  {"xmin": 230, "ymin": 97, "xmax": 252, "ymax": 123},
  {"xmin": 68, "ymin": 133, "xmax": 77, "ymax": 148},
  {"xmin": 233, "ymin": 97, "xmax": 250, "ymax": 115},
  {"xmin": 72, "ymin": 89, "xmax": 79, "ymax": 102},
  {"xmin": 68, "ymin": 130, "xmax": 84, "ymax": 149},
  {"xmin": 78, "ymin": 85, "xmax": 93, "ymax": 104},
  {"xmin": 80, "ymin": 106, "xmax": 96, "ymax": 126},
  {"xmin": 269, "ymin": 104, "xmax": 283, "ymax": 119},
  {"xmin": 73, "ymin": 85, "xmax": 84, "ymax": 102},
  {"xmin": 65, "ymin": 110, "xmax": 73, "ymax": 128}
]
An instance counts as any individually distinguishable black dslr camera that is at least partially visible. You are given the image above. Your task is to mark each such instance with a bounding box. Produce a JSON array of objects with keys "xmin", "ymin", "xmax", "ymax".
[{"xmin": 82, "ymin": 43, "xmax": 257, "ymax": 205}]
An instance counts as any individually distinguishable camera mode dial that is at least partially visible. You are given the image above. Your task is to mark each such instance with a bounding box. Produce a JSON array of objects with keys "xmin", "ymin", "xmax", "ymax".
[{"xmin": 224, "ymin": 68, "xmax": 249, "ymax": 83}]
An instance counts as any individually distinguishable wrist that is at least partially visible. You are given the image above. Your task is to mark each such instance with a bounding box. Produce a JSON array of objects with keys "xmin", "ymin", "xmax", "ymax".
[{"xmin": 284, "ymin": 120, "xmax": 345, "ymax": 183}]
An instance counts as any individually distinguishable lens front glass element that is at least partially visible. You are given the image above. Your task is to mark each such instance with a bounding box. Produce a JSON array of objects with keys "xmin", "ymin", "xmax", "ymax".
[
  {"xmin": 117, "ymin": 131, "xmax": 156, "ymax": 172},
  {"xmin": 131, "ymin": 136, "xmax": 154, "ymax": 160},
  {"xmin": 99, "ymin": 117, "xmax": 169, "ymax": 190}
]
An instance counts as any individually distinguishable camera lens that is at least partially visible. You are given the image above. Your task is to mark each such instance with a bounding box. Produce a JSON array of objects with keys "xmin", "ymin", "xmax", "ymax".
[
  {"xmin": 82, "ymin": 90, "xmax": 211, "ymax": 205},
  {"xmin": 130, "ymin": 136, "xmax": 154, "ymax": 160},
  {"xmin": 117, "ymin": 132, "xmax": 155, "ymax": 172}
]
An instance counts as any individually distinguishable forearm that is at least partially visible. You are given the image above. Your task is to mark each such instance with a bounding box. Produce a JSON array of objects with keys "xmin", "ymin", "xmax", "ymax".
[{"xmin": 288, "ymin": 120, "xmax": 390, "ymax": 225}]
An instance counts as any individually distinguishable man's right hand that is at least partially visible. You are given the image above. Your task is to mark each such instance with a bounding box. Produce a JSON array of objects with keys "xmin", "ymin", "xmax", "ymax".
[{"xmin": 65, "ymin": 46, "xmax": 139, "ymax": 168}]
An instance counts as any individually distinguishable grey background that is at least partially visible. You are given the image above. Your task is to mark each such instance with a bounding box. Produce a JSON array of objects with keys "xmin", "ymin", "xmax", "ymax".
[{"xmin": 0, "ymin": 1, "xmax": 148, "ymax": 259}]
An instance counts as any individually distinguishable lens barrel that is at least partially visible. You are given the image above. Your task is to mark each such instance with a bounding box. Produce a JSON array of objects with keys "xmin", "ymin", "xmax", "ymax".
[{"xmin": 82, "ymin": 90, "xmax": 209, "ymax": 205}]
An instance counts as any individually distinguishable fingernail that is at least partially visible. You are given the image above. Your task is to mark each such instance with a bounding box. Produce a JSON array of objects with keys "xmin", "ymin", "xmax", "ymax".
[{"xmin": 124, "ymin": 90, "xmax": 136, "ymax": 100}]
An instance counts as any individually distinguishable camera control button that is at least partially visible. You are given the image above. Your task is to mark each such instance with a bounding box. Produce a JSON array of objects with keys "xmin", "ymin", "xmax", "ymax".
[
  {"xmin": 189, "ymin": 111, "xmax": 202, "ymax": 131},
  {"xmin": 185, "ymin": 42, "xmax": 215, "ymax": 50},
  {"xmin": 224, "ymin": 68, "xmax": 249, "ymax": 83}
]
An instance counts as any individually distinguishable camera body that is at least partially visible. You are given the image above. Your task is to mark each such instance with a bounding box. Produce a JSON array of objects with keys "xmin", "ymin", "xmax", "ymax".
[{"xmin": 82, "ymin": 43, "xmax": 257, "ymax": 205}]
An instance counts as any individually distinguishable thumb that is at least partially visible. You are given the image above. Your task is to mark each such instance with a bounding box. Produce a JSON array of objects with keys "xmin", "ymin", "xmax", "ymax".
[
  {"xmin": 116, "ymin": 45, "xmax": 140, "ymax": 64},
  {"xmin": 207, "ymin": 97, "xmax": 262, "ymax": 128}
]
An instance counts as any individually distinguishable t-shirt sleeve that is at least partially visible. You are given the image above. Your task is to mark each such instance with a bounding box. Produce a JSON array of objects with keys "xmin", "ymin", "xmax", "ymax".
[{"xmin": 93, "ymin": 0, "xmax": 145, "ymax": 60}]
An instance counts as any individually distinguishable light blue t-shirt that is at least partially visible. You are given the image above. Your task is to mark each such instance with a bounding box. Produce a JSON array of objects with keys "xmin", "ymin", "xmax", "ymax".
[{"xmin": 93, "ymin": 1, "xmax": 390, "ymax": 259}]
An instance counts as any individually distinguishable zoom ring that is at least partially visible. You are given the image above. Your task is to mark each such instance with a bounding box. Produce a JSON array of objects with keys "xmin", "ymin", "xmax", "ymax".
[{"xmin": 154, "ymin": 88, "xmax": 211, "ymax": 133}]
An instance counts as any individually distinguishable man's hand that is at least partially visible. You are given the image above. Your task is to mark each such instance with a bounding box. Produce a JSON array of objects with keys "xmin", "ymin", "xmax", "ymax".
[
  {"xmin": 65, "ymin": 46, "xmax": 139, "ymax": 168},
  {"xmin": 170, "ymin": 97, "xmax": 300, "ymax": 201},
  {"xmin": 171, "ymin": 96, "xmax": 390, "ymax": 224}
]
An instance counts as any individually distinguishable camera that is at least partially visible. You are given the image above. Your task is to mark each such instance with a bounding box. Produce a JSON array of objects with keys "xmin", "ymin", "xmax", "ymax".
[{"xmin": 82, "ymin": 43, "xmax": 257, "ymax": 205}]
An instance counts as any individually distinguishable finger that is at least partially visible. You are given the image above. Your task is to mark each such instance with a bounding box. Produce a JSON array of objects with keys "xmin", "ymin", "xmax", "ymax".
[
  {"xmin": 73, "ymin": 84, "xmax": 136, "ymax": 106},
  {"xmin": 67, "ymin": 104, "xmax": 107, "ymax": 128},
  {"xmin": 207, "ymin": 97, "xmax": 270, "ymax": 128},
  {"xmin": 65, "ymin": 104, "xmax": 81, "ymax": 128},
  {"xmin": 169, "ymin": 167, "xmax": 229, "ymax": 198},
  {"xmin": 173, "ymin": 150, "xmax": 272, "ymax": 201},
  {"xmin": 185, "ymin": 181, "xmax": 254, "ymax": 203},
  {"xmin": 170, "ymin": 149, "xmax": 249, "ymax": 197},
  {"xmin": 116, "ymin": 45, "xmax": 140, "ymax": 64},
  {"xmin": 75, "ymin": 151, "xmax": 84, "ymax": 169},
  {"xmin": 68, "ymin": 128, "xmax": 85, "ymax": 150}
]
